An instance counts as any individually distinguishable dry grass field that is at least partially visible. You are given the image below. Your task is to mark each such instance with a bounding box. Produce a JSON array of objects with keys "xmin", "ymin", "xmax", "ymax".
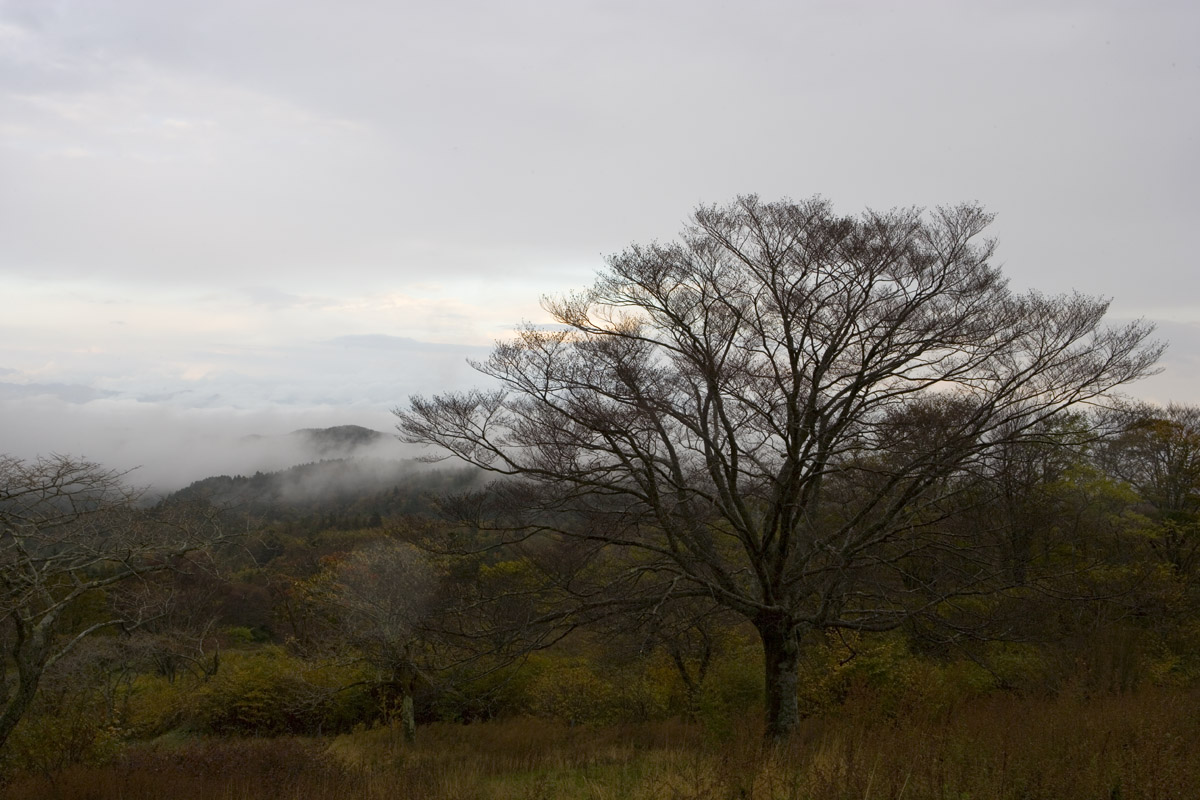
[{"xmin": 6, "ymin": 685, "xmax": 1199, "ymax": 800}]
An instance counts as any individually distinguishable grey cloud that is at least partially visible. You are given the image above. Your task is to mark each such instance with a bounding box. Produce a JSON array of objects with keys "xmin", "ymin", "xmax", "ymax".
[
  {"xmin": 325, "ymin": 334, "xmax": 485, "ymax": 354},
  {"xmin": 3, "ymin": 0, "xmax": 1194, "ymax": 302},
  {"xmin": 239, "ymin": 287, "xmax": 332, "ymax": 311},
  {"xmin": 0, "ymin": 0, "xmax": 1197, "ymax": 472},
  {"xmin": 0, "ymin": 381, "xmax": 117, "ymax": 404}
]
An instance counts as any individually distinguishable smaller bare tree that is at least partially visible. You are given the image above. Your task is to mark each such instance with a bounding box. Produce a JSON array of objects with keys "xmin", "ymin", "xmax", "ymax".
[
  {"xmin": 0, "ymin": 454, "xmax": 226, "ymax": 752},
  {"xmin": 331, "ymin": 540, "xmax": 435, "ymax": 742}
]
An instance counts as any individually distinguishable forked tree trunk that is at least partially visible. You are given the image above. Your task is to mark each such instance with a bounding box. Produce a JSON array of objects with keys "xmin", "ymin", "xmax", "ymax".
[
  {"xmin": 0, "ymin": 669, "xmax": 42, "ymax": 753},
  {"xmin": 0, "ymin": 622, "xmax": 50, "ymax": 752},
  {"xmin": 756, "ymin": 614, "xmax": 801, "ymax": 741}
]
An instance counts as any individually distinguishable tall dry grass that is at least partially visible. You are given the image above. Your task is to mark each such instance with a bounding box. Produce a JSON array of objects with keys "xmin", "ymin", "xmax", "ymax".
[{"xmin": 6, "ymin": 686, "xmax": 1199, "ymax": 800}]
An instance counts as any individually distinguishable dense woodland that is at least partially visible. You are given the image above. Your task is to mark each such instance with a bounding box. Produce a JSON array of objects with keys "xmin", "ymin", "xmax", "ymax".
[{"xmin": 4, "ymin": 199, "xmax": 1200, "ymax": 799}]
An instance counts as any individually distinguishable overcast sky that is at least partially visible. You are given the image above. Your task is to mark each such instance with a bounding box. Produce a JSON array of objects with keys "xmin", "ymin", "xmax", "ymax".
[{"xmin": 2, "ymin": 0, "xmax": 1197, "ymax": 489}]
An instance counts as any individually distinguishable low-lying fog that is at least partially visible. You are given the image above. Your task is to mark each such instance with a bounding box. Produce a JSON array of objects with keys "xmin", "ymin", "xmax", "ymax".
[
  {"xmin": 0, "ymin": 334, "xmax": 492, "ymax": 493},
  {"xmin": 1, "ymin": 320, "xmax": 1196, "ymax": 496},
  {"xmin": 0, "ymin": 395, "xmax": 424, "ymax": 494}
]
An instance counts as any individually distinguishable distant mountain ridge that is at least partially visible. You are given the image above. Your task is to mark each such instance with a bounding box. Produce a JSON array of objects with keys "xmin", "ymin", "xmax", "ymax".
[
  {"xmin": 292, "ymin": 424, "xmax": 386, "ymax": 454},
  {"xmin": 164, "ymin": 457, "xmax": 482, "ymax": 526},
  {"xmin": 163, "ymin": 425, "xmax": 481, "ymax": 525},
  {"xmin": 239, "ymin": 424, "xmax": 389, "ymax": 459}
]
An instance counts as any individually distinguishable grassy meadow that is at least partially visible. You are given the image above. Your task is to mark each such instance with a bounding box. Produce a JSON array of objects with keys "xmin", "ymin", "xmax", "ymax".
[{"xmin": 6, "ymin": 684, "xmax": 1199, "ymax": 800}]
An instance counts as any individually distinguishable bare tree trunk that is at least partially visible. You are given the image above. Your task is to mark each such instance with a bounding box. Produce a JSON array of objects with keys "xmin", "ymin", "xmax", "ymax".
[
  {"xmin": 401, "ymin": 691, "xmax": 416, "ymax": 744},
  {"xmin": 0, "ymin": 623, "xmax": 49, "ymax": 752},
  {"xmin": 393, "ymin": 666, "xmax": 417, "ymax": 744},
  {"xmin": 757, "ymin": 615, "xmax": 801, "ymax": 742}
]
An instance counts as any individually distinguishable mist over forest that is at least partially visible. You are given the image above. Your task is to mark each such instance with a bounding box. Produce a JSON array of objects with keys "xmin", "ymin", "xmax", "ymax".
[{"xmin": 0, "ymin": 333, "xmax": 492, "ymax": 492}]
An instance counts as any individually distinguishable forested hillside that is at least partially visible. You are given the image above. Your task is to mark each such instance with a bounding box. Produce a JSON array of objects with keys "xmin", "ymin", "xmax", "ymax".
[
  {"xmin": 3, "ymin": 402, "xmax": 1200, "ymax": 799},
  {"xmin": 166, "ymin": 457, "xmax": 485, "ymax": 527}
]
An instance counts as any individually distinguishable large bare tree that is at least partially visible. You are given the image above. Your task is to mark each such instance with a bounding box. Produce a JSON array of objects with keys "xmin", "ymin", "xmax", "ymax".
[
  {"xmin": 397, "ymin": 196, "xmax": 1162, "ymax": 739},
  {"xmin": 0, "ymin": 455, "xmax": 225, "ymax": 751}
]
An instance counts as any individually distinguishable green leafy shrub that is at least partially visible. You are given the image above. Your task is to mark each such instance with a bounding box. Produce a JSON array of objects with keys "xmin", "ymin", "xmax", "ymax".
[
  {"xmin": 694, "ymin": 637, "xmax": 764, "ymax": 737},
  {"xmin": 522, "ymin": 656, "xmax": 624, "ymax": 724},
  {"xmin": 128, "ymin": 647, "xmax": 374, "ymax": 736},
  {"xmin": 1, "ymin": 702, "xmax": 124, "ymax": 775}
]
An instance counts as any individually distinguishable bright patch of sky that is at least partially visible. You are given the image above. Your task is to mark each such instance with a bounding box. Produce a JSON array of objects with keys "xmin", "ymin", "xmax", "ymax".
[{"xmin": 1, "ymin": 0, "xmax": 1197, "ymax": 489}]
